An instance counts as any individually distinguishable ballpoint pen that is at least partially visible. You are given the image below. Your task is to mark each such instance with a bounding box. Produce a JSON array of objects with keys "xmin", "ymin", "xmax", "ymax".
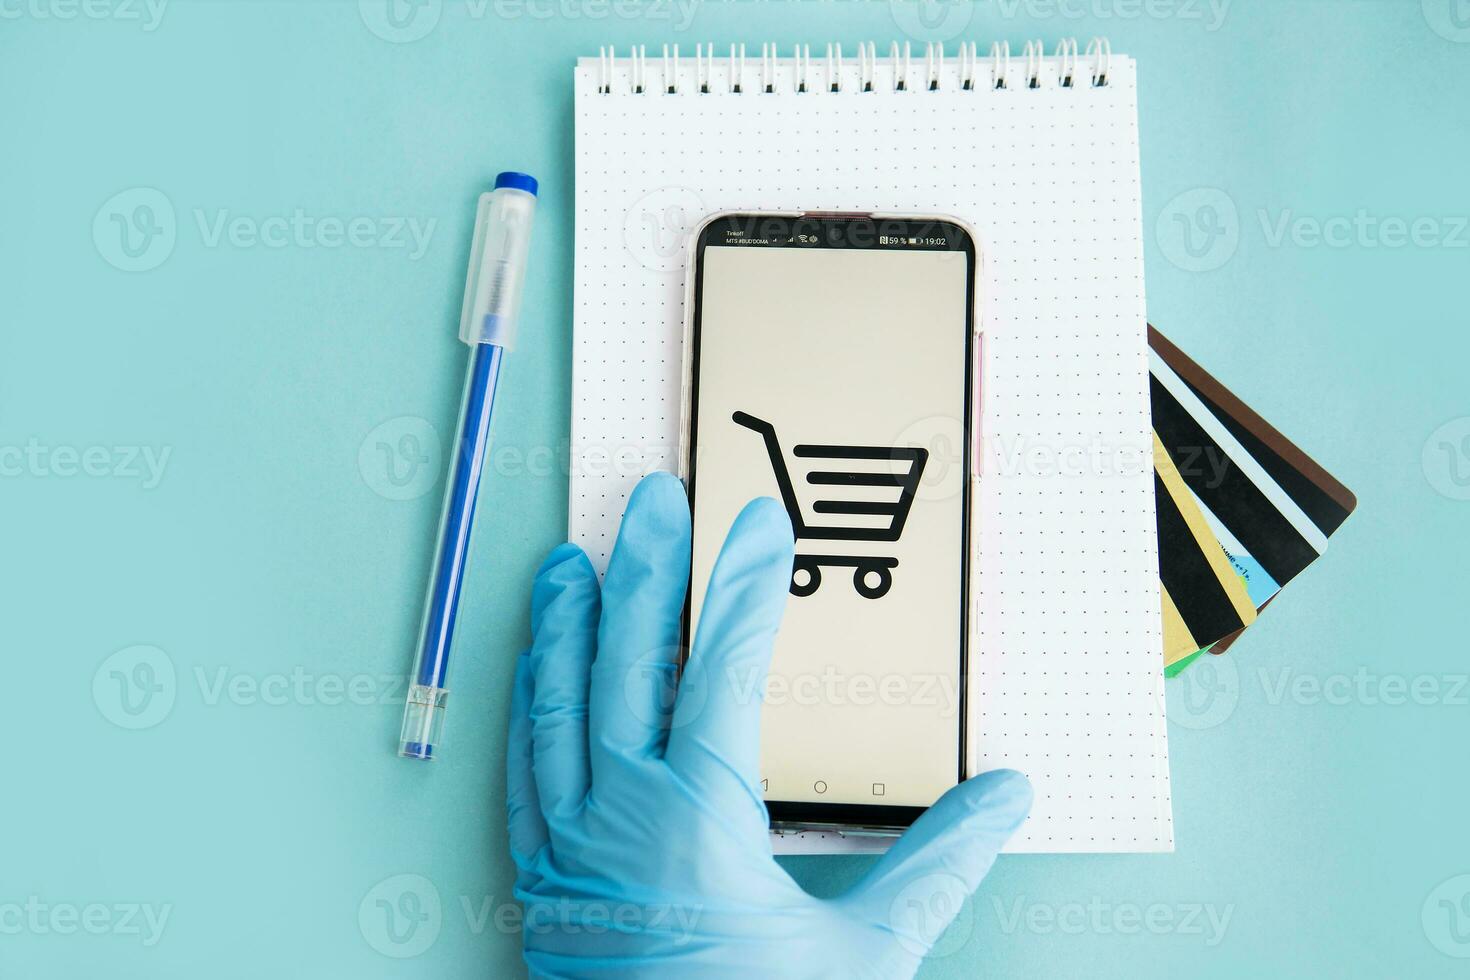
[{"xmin": 399, "ymin": 171, "xmax": 538, "ymax": 760}]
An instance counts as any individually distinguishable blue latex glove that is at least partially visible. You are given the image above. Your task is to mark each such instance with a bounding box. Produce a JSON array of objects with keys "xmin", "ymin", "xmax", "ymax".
[{"xmin": 506, "ymin": 471, "xmax": 1032, "ymax": 978}]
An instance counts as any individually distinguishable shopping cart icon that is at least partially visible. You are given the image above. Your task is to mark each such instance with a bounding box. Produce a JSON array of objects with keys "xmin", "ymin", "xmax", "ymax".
[{"xmin": 732, "ymin": 411, "xmax": 928, "ymax": 600}]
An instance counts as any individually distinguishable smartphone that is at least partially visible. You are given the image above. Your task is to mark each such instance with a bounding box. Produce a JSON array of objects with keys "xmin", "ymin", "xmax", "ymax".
[{"xmin": 680, "ymin": 211, "xmax": 979, "ymax": 832}]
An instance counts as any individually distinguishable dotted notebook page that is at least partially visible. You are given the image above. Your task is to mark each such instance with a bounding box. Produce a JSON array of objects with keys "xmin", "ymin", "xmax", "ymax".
[{"xmin": 571, "ymin": 51, "xmax": 1172, "ymax": 854}]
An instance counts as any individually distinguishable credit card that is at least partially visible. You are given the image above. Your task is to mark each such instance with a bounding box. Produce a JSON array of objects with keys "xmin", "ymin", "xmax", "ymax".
[
  {"xmin": 1164, "ymin": 647, "xmax": 1206, "ymax": 678},
  {"xmin": 1153, "ymin": 434, "xmax": 1257, "ymax": 665},
  {"xmin": 1149, "ymin": 325, "xmax": 1356, "ymax": 673}
]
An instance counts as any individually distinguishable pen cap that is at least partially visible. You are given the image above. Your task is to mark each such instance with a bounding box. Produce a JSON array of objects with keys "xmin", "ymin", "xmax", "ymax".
[{"xmin": 458, "ymin": 173, "xmax": 538, "ymax": 349}]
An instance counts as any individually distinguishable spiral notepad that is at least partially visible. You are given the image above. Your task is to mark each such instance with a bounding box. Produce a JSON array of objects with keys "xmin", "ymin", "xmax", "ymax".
[{"xmin": 569, "ymin": 41, "xmax": 1173, "ymax": 854}]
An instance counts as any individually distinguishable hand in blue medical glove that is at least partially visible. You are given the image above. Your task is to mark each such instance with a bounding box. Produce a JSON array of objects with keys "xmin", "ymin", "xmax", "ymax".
[{"xmin": 506, "ymin": 471, "xmax": 1032, "ymax": 978}]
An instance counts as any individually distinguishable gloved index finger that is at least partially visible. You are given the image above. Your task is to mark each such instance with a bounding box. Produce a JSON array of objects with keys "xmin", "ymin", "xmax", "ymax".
[
  {"xmin": 664, "ymin": 496, "xmax": 794, "ymax": 795},
  {"xmin": 587, "ymin": 472, "xmax": 691, "ymax": 776}
]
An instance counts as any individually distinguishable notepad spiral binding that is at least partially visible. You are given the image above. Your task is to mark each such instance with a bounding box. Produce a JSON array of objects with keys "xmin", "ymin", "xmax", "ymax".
[{"xmin": 595, "ymin": 38, "xmax": 1110, "ymax": 95}]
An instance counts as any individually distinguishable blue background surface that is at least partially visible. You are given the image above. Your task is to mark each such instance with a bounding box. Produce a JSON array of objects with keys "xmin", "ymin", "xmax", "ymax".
[{"xmin": 3, "ymin": 1, "xmax": 1469, "ymax": 976}]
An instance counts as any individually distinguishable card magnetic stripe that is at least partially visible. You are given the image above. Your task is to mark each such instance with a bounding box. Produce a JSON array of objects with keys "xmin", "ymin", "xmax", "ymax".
[
  {"xmin": 1150, "ymin": 380, "xmax": 1320, "ymax": 586},
  {"xmin": 1154, "ymin": 472, "xmax": 1251, "ymax": 648},
  {"xmin": 1153, "ymin": 431, "xmax": 1256, "ymax": 655},
  {"xmin": 1149, "ymin": 350, "xmax": 1329, "ymax": 555},
  {"xmin": 1175, "ymin": 375, "xmax": 1352, "ymax": 538}
]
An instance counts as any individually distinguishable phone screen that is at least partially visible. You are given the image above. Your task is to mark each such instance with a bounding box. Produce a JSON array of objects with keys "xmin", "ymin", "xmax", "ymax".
[{"xmin": 686, "ymin": 214, "xmax": 975, "ymax": 826}]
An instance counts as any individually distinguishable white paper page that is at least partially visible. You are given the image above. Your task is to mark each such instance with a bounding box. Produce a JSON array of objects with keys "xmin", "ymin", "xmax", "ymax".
[{"xmin": 571, "ymin": 50, "xmax": 1172, "ymax": 854}]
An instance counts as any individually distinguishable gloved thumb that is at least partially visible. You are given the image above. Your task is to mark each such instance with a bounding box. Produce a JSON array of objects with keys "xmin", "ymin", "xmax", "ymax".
[{"xmin": 838, "ymin": 770, "xmax": 1032, "ymax": 957}]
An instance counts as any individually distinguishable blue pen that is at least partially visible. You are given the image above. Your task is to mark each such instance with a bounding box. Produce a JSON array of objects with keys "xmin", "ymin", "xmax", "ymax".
[{"xmin": 399, "ymin": 171, "xmax": 538, "ymax": 761}]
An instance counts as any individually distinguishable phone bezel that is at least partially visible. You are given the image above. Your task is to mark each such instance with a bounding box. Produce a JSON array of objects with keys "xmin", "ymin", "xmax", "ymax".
[{"xmin": 679, "ymin": 211, "xmax": 979, "ymax": 833}]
